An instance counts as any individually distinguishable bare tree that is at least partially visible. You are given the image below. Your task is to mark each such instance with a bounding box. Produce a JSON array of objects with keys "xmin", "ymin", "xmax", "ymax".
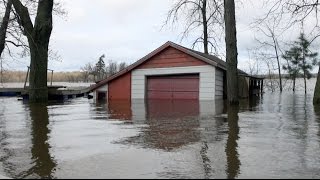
[
  {"xmin": 254, "ymin": 47, "xmax": 281, "ymax": 92},
  {"xmin": 0, "ymin": 0, "xmax": 12, "ymax": 57},
  {"xmin": 254, "ymin": 20, "xmax": 284, "ymax": 92},
  {"xmin": 119, "ymin": 62, "xmax": 127, "ymax": 71},
  {"xmin": 246, "ymin": 49, "xmax": 261, "ymax": 76},
  {"xmin": 106, "ymin": 60, "xmax": 118, "ymax": 77},
  {"xmin": 0, "ymin": 0, "xmax": 65, "ymax": 57},
  {"xmin": 80, "ymin": 62, "xmax": 95, "ymax": 83},
  {"xmin": 11, "ymin": 0, "xmax": 54, "ymax": 102},
  {"xmin": 164, "ymin": 0, "xmax": 224, "ymax": 54},
  {"xmin": 224, "ymin": 0, "xmax": 239, "ymax": 104}
]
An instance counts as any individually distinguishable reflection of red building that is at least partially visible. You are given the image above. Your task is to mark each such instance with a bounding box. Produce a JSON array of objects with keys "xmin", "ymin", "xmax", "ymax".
[
  {"xmin": 146, "ymin": 100, "xmax": 201, "ymax": 150},
  {"xmin": 108, "ymin": 100, "xmax": 132, "ymax": 120},
  {"xmin": 110, "ymin": 100, "xmax": 201, "ymax": 151},
  {"xmin": 108, "ymin": 99, "xmax": 227, "ymax": 150}
]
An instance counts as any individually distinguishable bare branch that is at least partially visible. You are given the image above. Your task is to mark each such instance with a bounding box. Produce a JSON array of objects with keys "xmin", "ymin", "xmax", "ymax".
[
  {"xmin": 163, "ymin": 0, "xmax": 224, "ymax": 54},
  {"xmin": 5, "ymin": 39, "xmax": 28, "ymax": 48},
  {"xmin": 11, "ymin": 0, "xmax": 34, "ymax": 39}
]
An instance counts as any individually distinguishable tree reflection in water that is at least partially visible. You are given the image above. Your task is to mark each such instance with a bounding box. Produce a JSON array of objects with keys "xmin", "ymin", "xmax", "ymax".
[
  {"xmin": 109, "ymin": 99, "xmax": 243, "ymax": 178},
  {"xmin": 226, "ymin": 105, "xmax": 240, "ymax": 179},
  {"xmin": 22, "ymin": 103, "xmax": 56, "ymax": 179}
]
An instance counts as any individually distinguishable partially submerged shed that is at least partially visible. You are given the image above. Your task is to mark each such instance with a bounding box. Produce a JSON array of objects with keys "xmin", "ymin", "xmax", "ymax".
[{"xmin": 91, "ymin": 41, "xmax": 263, "ymax": 101}]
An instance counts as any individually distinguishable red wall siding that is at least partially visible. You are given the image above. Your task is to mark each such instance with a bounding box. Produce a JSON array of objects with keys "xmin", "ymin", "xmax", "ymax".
[
  {"xmin": 108, "ymin": 72, "xmax": 131, "ymax": 100},
  {"xmin": 137, "ymin": 47, "xmax": 207, "ymax": 69}
]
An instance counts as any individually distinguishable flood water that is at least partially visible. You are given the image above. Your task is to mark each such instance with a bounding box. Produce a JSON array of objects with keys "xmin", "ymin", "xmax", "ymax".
[{"xmin": 0, "ymin": 79, "xmax": 320, "ymax": 178}]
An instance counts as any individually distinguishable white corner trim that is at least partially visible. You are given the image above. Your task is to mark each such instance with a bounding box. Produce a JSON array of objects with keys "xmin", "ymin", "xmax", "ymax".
[{"xmin": 96, "ymin": 84, "xmax": 108, "ymax": 92}]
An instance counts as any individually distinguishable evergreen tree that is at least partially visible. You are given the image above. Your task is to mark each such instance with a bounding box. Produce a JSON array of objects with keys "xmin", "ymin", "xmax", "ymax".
[
  {"xmin": 282, "ymin": 47, "xmax": 302, "ymax": 92},
  {"xmin": 283, "ymin": 33, "xmax": 318, "ymax": 93},
  {"xmin": 297, "ymin": 33, "xmax": 318, "ymax": 94},
  {"xmin": 95, "ymin": 54, "xmax": 106, "ymax": 81}
]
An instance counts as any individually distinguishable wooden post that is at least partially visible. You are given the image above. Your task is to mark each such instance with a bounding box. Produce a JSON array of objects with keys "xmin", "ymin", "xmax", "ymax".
[
  {"xmin": 258, "ymin": 80, "xmax": 261, "ymax": 96},
  {"xmin": 261, "ymin": 80, "xmax": 264, "ymax": 95},
  {"xmin": 249, "ymin": 79, "xmax": 252, "ymax": 96},
  {"xmin": 24, "ymin": 66, "xmax": 30, "ymax": 89},
  {"xmin": 51, "ymin": 70, "xmax": 54, "ymax": 86}
]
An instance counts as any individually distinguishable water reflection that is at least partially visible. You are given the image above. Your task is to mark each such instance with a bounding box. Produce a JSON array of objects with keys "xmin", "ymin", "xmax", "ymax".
[
  {"xmin": 117, "ymin": 100, "xmax": 202, "ymax": 151},
  {"xmin": 146, "ymin": 100, "xmax": 201, "ymax": 150},
  {"xmin": 314, "ymin": 104, "xmax": 320, "ymax": 138},
  {"xmin": 239, "ymin": 96, "xmax": 261, "ymax": 111},
  {"xmin": 0, "ymin": 103, "xmax": 16, "ymax": 178},
  {"xmin": 226, "ymin": 105, "xmax": 240, "ymax": 179},
  {"xmin": 109, "ymin": 99, "xmax": 231, "ymax": 178},
  {"xmin": 108, "ymin": 100, "xmax": 132, "ymax": 120},
  {"xmin": 0, "ymin": 100, "xmax": 56, "ymax": 179},
  {"xmin": 22, "ymin": 103, "xmax": 56, "ymax": 179},
  {"xmin": 3, "ymin": 91, "xmax": 320, "ymax": 178},
  {"xmin": 200, "ymin": 141, "xmax": 213, "ymax": 179}
]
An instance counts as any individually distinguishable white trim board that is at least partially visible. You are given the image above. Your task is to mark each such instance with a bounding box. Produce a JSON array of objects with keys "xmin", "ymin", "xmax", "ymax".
[{"xmin": 94, "ymin": 84, "xmax": 108, "ymax": 100}]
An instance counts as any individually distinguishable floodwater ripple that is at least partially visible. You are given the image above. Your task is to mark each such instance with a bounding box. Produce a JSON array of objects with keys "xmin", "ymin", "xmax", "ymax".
[{"xmin": 0, "ymin": 90, "xmax": 320, "ymax": 178}]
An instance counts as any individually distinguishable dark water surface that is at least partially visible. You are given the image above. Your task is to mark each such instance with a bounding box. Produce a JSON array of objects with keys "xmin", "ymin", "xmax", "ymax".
[{"xmin": 0, "ymin": 92, "xmax": 320, "ymax": 178}]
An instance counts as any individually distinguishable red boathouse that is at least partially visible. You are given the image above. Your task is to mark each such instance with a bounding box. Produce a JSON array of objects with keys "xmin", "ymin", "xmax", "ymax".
[{"xmin": 90, "ymin": 41, "xmax": 263, "ymax": 101}]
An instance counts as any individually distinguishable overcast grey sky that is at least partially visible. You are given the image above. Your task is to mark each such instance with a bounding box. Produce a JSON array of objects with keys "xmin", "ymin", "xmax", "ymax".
[{"xmin": 3, "ymin": 0, "xmax": 318, "ymax": 74}]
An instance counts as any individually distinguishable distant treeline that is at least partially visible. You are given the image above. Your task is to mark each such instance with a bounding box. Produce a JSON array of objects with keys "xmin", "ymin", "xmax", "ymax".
[
  {"xmin": 258, "ymin": 73, "xmax": 318, "ymax": 79},
  {"xmin": 0, "ymin": 71, "xmax": 92, "ymax": 83},
  {"xmin": 0, "ymin": 58, "xmax": 128, "ymax": 83},
  {"xmin": 1, "ymin": 70, "xmax": 316, "ymax": 83}
]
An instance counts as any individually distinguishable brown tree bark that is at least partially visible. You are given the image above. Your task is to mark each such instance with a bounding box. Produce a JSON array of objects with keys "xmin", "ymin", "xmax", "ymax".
[
  {"xmin": 0, "ymin": 0, "xmax": 13, "ymax": 57},
  {"xmin": 202, "ymin": 0, "xmax": 209, "ymax": 54},
  {"xmin": 224, "ymin": 0, "xmax": 239, "ymax": 105},
  {"xmin": 12, "ymin": 0, "xmax": 53, "ymax": 103}
]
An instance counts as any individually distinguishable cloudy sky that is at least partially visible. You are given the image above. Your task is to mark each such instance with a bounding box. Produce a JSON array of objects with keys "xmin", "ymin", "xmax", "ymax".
[{"xmin": 2, "ymin": 0, "xmax": 317, "ymax": 73}]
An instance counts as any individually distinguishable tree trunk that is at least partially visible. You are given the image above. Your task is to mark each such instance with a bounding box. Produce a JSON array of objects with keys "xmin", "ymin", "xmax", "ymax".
[
  {"xmin": 12, "ymin": 0, "xmax": 53, "ymax": 103},
  {"xmin": 29, "ymin": 0, "xmax": 53, "ymax": 102},
  {"xmin": 0, "ymin": 0, "xmax": 12, "ymax": 57},
  {"xmin": 304, "ymin": 72, "xmax": 307, "ymax": 94},
  {"xmin": 302, "ymin": 53, "xmax": 307, "ymax": 94},
  {"xmin": 273, "ymin": 38, "xmax": 282, "ymax": 92},
  {"xmin": 28, "ymin": 43, "xmax": 49, "ymax": 102},
  {"xmin": 293, "ymin": 78, "xmax": 296, "ymax": 92},
  {"xmin": 313, "ymin": 66, "xmax": 320, "ymax": 104},
  {"xmin": 268, "ymin": 65, "xmax": 274, "ymax": 92},
  {"xmin": 224, "ymin": 0, "xmax": 239, "ymax": 105},
  {"xmin": 202, "ymin": 0, "xmax": 209, "ymax": 54}
]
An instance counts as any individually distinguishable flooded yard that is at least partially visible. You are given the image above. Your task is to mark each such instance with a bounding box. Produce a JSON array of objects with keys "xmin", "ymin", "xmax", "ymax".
[{"xmin": 0, "ymin": 79, "xmax": 320, "ymax": 178}]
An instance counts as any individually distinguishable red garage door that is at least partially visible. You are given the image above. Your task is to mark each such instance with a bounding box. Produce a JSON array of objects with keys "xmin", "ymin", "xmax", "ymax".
[{"xmin": 147, "ymin": 74, "xmax": 199, "ymax": 100}]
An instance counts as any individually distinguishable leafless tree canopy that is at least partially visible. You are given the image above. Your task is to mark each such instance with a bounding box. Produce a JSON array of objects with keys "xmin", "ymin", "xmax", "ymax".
[
  {"xmin": 255, "ymin": 0, "xmax": 320, "ymax": 32},
  {"xmin": 0, "ymin": 0, "xmax": 65, "ymax": 60},
  {"xmin": 164, "ymin": 0, "xmax": 224, "ymax": 55}
]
